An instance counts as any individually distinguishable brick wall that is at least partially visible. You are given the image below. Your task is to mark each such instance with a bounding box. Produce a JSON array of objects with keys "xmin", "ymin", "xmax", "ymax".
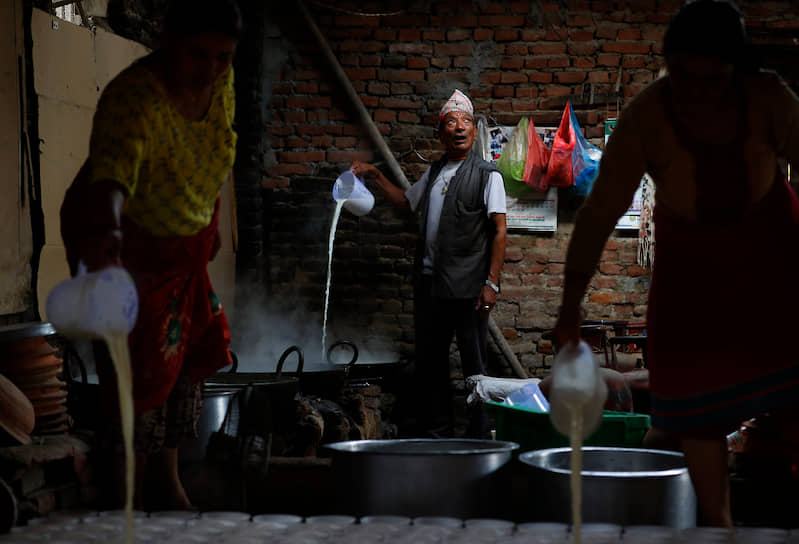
[{"xmin": 257, "ymin": 0, "xmax": 799, "ymax": 378}]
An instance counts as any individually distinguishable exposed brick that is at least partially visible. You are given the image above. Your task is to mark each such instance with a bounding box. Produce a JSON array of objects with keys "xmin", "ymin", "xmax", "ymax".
[
  {"xmin": 588, "ymin": 70, "xmax": 615, "ymax": 83},
  {"xmin": 599, "ymin": 263, "xmax": 623, "ymax": 275},
  {"xmin": 595, "ymin": 23, "xmax": 621, "ymax": 40},
  {"xmin": 390, "ymin": 83, "xmax": 414, "ymax": 94},
  {"xmin": 501, "ymin": 72, "xmax": 529, "ymax": 83},
  {"xmin": 431, "ymin": 57, "xmax": 452, "ymax": 69},
  {"xmin": 294, "ymin": 82, "xmax": 319, "ymax": 94},
  {"xmin": 597, "ymin": 53, "xmax": 620, "ymax": 66},
  {"xmin": 548, "ymin": 56, "xmax": 570, "ymax": 68},
  {"xmin": 530, "ymin": 43, "xmax": 567, "ymax": 55},
  {"xmin": 546, "ymin": 85, "xmax": 573, "ymax": 97},
  {"xmin": 262, "ymin": 177, "xmax": 290, "ymax": 189},
  {"xmin": 453, "ymin": 56, "xmax": 473, "ymax": 68},
  {"xmin": 326, "ymin": 150, "xmax": 374, "ymax": 163},
  {"xmin": 430, "ymin": 15, "xmax": 479, "ymax": 27},
  {"xmin": 408, "ymin": 57, "xmax": 430, "ymax": 69},
  {"xmin": 618, "ymin": 28, "xmax": 641, "ymax": 40},
  {"xmin": 481, "ymin": 71, "xmax": 501, "ymax": 84},
  {"xmin": 434, "ymin": 42, "xmax": 474, "ymax": 56},
  {"xmin": 374, "ymin": 29, "xmax": 397, "ymax": 41},
  {"xmin": 515, "ymin": 86, "xmax": 539, "ymax": 98},
  {"xmin": 285, "ymin": 96, "xmax": 332, "ymax": 109},
  {"xmin": 501, "ymin": 57, "xmax": 524, "ymax": 69},
  {"xmin": 447, "ymin": 29, "xmax": 471, "ymax": 41},
  {"xmin": 567, "ymin": 13, "xmax": 594, "ymax": 26},
  {"xmin": 398, "ymin": 111, "xmax": 421, "ymax": 123},
  {"xmin": 344, "ymin": 67, "xmax": 377, "ymax": 80},
  {"xmin": 627, "ymin": 265, "xmax": 649, "ymax": 277},
  {"xmin": 521, "ymin": 28, "xmax": 546, "ymax": 41},
  {"xmin": 389, "ymin": 42, "xmax": 433, "ymax": 55},
  {"xmin": 282, "ymin": 111, "xmax": 306, "ymax": 123},
  {"xmin": 556, "ymin": 71, "xmax": 587, "ymax": 84},
  {"xmin": 361, "ymin": 95, "xmax": 379, "ymax": 108},
  {"xmin": 279, "ymin": 150, "xmax": 325, "ymax": 163},
  {"xmin": 525, "ymin": 57, "xmax": 549, "ymax": 69},
  {"xmin": 338, "ymin": 41, "xmax": 386, "ymax": 53},
  {"xmin": 423, "ymin": 30, "xmax": 445, "ymax": 41},
  {"xmin": 573, "ymin": 56, "xmax": 596, "ymax": 68},
  {"xmin": 374, "ymin": 110, "xmax": 396, "ymax": 123},
  {"xmin": 513, "ymin": 99, "xmax": 538, "ymax": 111},
  {"xmin": 589, "ymin": 292, "xmax": 622, "ymax": 304},
  {"xmin": 544, "ymin": 28, "xmax": 569, "ymax": 41},
  {"xmin": 334, "ymin": 137, "xmax": 357, "ymax": 148},
  {"xmin": 368, "ymin": 82, "xmax": 390, "ymax": 96},
  {"xmin": 360, "ymin": 55, "xmax": 382, "ymax": 67},
  {"xmin": 570, "ymin": 30, "xmax": 594, "ymax": 41},
  {"xmin": 380, "ymin": 97, "xmax": 424, "ymax": 109},
  {"xmin": 505, "ymin": 43, "xmax": 529, "ymax": 56},
  {"xmin": 474, "ymin": 28, "xmax": 494, "ymax": 41},
  {"xmin": 266, "ymin": 164, "xmax": 311, "ymax": 177},
  {"xmin": 567, "ymin": 42, "xmax": 598, "ymax": 56},
  {"xmin": 495, "ymin": 29, "xmax": 519, "ymax": 41},
  {"xmin": 494, "ymin": 85, "xmax": 515, "ymax": 98},
  {"xmin": 399, "ymin": 29, "xmax": 421, "ymax": 41},
  {"xmin": 528, "ymin": 71, "xmax": 553, "ymax": 84},
  {"xmin": 602, "ymin": 42, "xmax": 652, "ymax": 54},
  {"xmin": 622, "ymin": 56, "xmax": 646, "ymax": 69},
  {"xmin": 378, "ymin": 69, "xmax": 426, "ymax": 82}
]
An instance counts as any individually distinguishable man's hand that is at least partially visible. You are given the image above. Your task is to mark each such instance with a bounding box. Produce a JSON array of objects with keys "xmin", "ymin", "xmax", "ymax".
[
  {"xmin": 476, "ymin": 284, "xmax": 497, "ymax": 314},
  {"xmin": 552, "ymin": 306, "xmax": 584, "ymax": 352},
  {"xmin": 350, "ymin": 160, "xmax": 381, "ymax": 181}
]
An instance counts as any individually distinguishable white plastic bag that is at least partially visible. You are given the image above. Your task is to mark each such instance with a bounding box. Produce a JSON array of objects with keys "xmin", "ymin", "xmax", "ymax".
[{"xmin": 548, "ymin": 341, "xmax": 607, "ymax": 439}]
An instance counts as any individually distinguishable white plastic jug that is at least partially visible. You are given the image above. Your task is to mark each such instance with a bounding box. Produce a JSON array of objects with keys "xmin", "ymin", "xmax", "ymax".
[
  {"xmin": 46, "ymin": 265, "xmax": 139, "ymax": 339},
  {"xmin": 548, "ymin": 340, "xmax": 607, "ymax": 439},
  {"xmin": 333, "ymin": 169, "xmax": 375, "ymax": 216}
]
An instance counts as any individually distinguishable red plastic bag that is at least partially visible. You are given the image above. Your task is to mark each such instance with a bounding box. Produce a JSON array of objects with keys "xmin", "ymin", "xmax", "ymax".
[
  {"xmin": 523, "ymin": 116, "xmax": 551, "ymax": 192},
  {"xmin": 543, "ymin": 102, "xmax": 576, "ymax": 188}
]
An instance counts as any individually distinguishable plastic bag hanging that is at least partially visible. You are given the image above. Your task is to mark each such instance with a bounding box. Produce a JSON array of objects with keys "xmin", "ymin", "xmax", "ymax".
[
  {"xmin": 523, "ymin": 116, "xmax": 551, "ymax": 193},
  {"xmin": 497, "ymin": 117, "xmax": 532, "ymax": 197},
  {"xmin": 474, "ymin": 116, "xmax": 492, "ymax": 162},
  {"xmin": 543, "ymin": 102, "xmax": 576, "ymax": 188},
  {"xmin": 569, "ymin": 106, "xmax": 602, "ymax": 198}
]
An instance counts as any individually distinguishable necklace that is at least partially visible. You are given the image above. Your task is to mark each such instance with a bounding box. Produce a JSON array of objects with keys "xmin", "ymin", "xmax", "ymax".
[{"xmin": 441, "ymin": 180, "xmax": 449, "ymax": 195}]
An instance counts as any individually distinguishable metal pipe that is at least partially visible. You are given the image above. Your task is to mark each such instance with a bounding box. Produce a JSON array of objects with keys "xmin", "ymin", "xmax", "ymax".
[{"xmin": 297, "ymin": 0, "xmax": 527, "ymax": 379}]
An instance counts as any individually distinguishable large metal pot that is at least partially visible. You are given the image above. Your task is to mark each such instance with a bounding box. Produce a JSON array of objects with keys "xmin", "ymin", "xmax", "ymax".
[
  {"xmin": 518, "ymin": 447, "xmax": 696, "ymax": 528},
  {"xmin": 181, "ymin": 347, "xmax": 303, "ymax": 464},
  {"xmin": 325, "ymin": 439, "xmax": 519, "ymax": 519}
]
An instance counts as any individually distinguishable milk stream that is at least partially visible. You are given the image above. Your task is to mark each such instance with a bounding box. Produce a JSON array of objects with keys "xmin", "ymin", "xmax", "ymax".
[
  {"xmin": 103, "ymin": 332, "xmax": 134, "ymax": 544},
  {"xmin": 322, "ymin": 200, "xmax": 344, "ymax": 360},
  {"xmin": 570, "ymin": 412, "xmax": 584, "ymax": 544}
]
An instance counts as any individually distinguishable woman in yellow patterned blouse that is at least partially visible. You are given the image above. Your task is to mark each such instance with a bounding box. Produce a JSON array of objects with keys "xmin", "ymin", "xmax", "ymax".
[{"xmin": 61, "ymin": 0, "xmax": 241, "ymax": 510}]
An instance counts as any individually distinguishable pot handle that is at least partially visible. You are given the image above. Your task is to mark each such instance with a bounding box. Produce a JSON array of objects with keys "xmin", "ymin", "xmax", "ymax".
[
  {"xmin": 276, "ymin": 345, "xmax": 304, "ymax": 379},
  {"xmin": 228, "ymin": 350, "xmax": 239, "ymax": 373},
  {"xmin": 327, "ymin": 340, "xmax": 359, "ymax": 375}
]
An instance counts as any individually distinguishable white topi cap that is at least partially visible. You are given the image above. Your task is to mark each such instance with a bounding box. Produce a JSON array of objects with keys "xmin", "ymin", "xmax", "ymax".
[{"xmin": 439, "ymin": 89, "xmax": 473, "ymax": 119}]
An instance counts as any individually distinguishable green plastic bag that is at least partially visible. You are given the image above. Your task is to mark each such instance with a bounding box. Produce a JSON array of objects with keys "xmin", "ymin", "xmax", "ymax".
[{"xmin": 496, "ymin": 117, "xmax": 531, "ymax": 198}]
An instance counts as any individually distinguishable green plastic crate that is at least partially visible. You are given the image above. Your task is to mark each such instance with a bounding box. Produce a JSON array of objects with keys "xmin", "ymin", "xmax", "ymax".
[{"xmin": 485, "ymin": 401, "xmax": 651, "ymax": 451}]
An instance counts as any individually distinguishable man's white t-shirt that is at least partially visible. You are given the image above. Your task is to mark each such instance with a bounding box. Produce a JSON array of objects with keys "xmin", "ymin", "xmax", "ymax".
[{"xmin": 405, "ymin": 159, "xmax": 507, "ymax": 275}]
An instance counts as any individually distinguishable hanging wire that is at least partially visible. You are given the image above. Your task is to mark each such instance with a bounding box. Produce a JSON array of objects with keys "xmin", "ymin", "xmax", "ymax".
[{"xmin": 307, "ymin": 0, "xmax": 406, "ymax": 17}]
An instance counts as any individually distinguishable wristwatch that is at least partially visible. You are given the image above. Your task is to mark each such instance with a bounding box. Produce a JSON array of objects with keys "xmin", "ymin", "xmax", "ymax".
[{"xmin": 485, "ymin": 279, "xmax": 500, "ymax": 294}]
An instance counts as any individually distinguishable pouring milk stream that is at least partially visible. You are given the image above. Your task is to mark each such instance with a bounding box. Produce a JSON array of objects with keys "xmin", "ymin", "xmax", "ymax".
[
  {"xmin": 548, "ymin": 340, "xmax": 608, "ymax": 544},
  {"xmin": 322, "ymin": 170, "xmax": 375, "ymax": 358},
  {"xmin": 46, "ymin": 265, "xmax": 138, "ymax": 544}
]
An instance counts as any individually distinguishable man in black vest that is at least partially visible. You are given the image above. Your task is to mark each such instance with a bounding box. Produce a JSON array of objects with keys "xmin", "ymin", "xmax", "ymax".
[{"xmin": 352, "ymin": 90, "xmax": 507, "ymax": 438}]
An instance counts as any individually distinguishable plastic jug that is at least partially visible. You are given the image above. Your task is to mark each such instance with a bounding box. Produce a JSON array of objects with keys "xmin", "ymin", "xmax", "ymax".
[
  {"xmin": 548, "ymin": 340, "xmax": 607, "ymax": 439},
  {"xmin": 333, "ymin": 169, "xmax": 375, "ymax": 216},
  {"xmin": 46, "ymin": 265, "xmax": 139, "ymax": 339}
]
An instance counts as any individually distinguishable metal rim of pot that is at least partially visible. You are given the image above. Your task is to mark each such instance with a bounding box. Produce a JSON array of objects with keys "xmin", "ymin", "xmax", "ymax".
[
  {"xmin": 518, "ymin": 447, "xmax": 688, "ymax": 478},
  {"xmin": 325, "ymin": 438, "xmax": 520, "ymax": 456}
]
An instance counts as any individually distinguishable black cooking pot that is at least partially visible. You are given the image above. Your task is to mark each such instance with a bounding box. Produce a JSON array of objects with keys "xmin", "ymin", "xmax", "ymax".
[{"xmin": 204, "ymin": 346, "xmax": 303, "ymax": 438}]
